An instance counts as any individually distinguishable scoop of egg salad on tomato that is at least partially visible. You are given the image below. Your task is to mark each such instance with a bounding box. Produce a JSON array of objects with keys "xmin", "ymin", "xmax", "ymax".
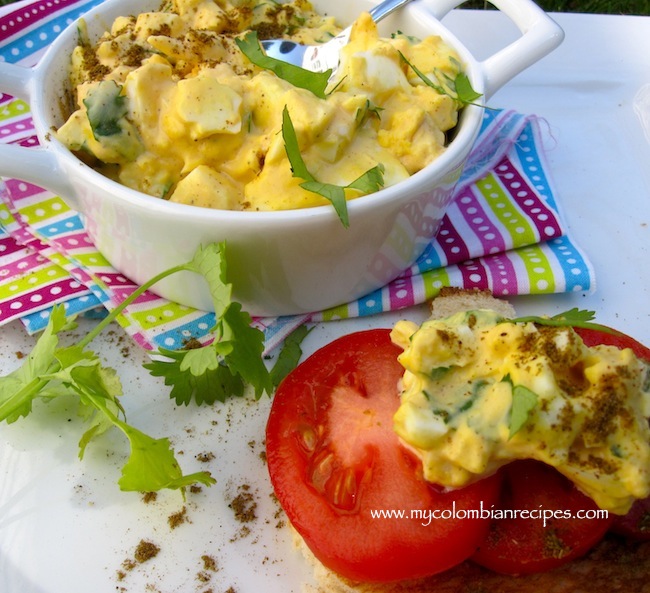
[
  {"xmin": 56, "ymin": 0, "xmax": 463, "ymax": 211},
  {"xmin": 390, "ymin": 310, "xmax": 650, "ymax": 515}
]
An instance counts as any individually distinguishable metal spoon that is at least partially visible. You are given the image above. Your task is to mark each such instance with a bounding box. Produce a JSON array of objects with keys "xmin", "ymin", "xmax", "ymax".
[{"xmin": 261, "ymin": 0, "xmax": 415, "ymax": 74}]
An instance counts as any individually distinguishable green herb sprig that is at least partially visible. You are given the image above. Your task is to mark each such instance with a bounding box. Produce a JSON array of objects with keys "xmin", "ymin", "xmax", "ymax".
[
  {"xmin": 509, "ymin": 308, "xmax": 617, "ymax": 334},
  {"xmin": 0, "ymin": 242, "xmax": 300, "ymax": 494},
  {"xmin": 235, "ymin": 31, "xmax": 331, "ymax": 99},
  {"xmin": 282, "ymin": 106, "xmax": 385, "ymax": 227},
  {"xmin": 269, "ymin": 324, "xmax": 312, "ymax": 386},
  {"xmin": 84, "ymin": 80, "xmax": 128, "ymax": 137},
  {"xmin": 398, "ymin": 52, "xmax": 482, "ymax": 107},
  {"xmin": 82, "ymin": 80, "xmax": 143, "ymax": 160},
  {"xmin": 508, "ymin": 383, "xmax": 539, "ymax": 439},
  {"xmin": 355, "ymin": 99, "xmax": 383, "ymax": 128}
]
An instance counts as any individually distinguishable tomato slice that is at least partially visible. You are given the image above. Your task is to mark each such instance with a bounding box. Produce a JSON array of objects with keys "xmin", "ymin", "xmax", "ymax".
[
  {"xmin": 610, "ymin": 496, "xmax": 650, "ymax": 541},
  {"xmin": 266, "ymin": 329, "xmax": 501, "ymax": 583},
  {"xmin": 573, "ymin": 325, "xmax": 650, "ymax": 361},
  {"xmin": 471, "ymin": 460, "xmax": 615, "ymax": 575}
]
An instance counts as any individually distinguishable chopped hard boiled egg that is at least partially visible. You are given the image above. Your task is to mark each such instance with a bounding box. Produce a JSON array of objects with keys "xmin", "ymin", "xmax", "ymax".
[
  {"xmin": 56, "ymin": 0, "xmax": 465, "ymax": 211},
  {"xmin": 390, "ymin": 310, "xmax": 650, "ymax": 515},
  {"xmin": 167, "ymin": 75, "xmax": 243, "ymax": 139}
]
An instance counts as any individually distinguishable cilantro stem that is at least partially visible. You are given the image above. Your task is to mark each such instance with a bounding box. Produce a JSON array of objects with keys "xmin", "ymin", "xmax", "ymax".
[
  {"xmin": 509, "ymin": 309, "xmax": 617, "ymax": 335},
  {"xmin": 1, "ymin": 264, "xmax": 187, "ymax": 423},
  {"xmin": 0, "ymin": 243, "xmax": 261, "ymax": 494},
  {"xmin": 281, "ymin": 106, "xmax": 384, "ymax": 227},
  {"xmin": 77, "ymin": 263, "xmax": 188, "ymax": 349},
  {"xmin": 0, "ymin": 377, "xmax": 47, "ymax": 421},
  {"xmin": 398, "ymin": 51, "xmax": 482, "ymax": 107}
]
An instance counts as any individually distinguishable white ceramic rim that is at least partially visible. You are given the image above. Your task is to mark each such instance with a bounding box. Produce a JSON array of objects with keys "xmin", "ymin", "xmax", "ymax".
[
  {"xmin": 31, "ymin": 0, "xmax": 486, "ymax": 224},
  {"xmin": 0, "ymin": 0, "xmax": 564, "ymax": 225}
]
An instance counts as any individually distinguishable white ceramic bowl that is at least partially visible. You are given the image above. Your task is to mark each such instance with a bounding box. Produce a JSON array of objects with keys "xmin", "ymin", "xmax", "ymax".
[{"xmin": 0, "ymin": 0, "xmax": 563, "ymax": 317}]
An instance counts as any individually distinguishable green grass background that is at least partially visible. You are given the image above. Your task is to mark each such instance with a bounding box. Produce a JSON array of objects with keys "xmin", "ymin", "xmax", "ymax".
[
  {"xmin": 464, "ymin": 0, "xmax": 649, "ymax": 14},
  {"xmin": 0, "ymin": 0, "xmax": 648, "ymax": 11}
]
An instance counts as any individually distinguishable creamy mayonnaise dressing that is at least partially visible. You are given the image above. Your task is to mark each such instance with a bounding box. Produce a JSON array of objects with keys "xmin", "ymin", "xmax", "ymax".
[
  {"xmin": 56, "ymin": 0, "xmax": 463, "ymax": 211},
  {"xmin": 391, "ymin": 310, "xmax": 650, "ymax": 514}
]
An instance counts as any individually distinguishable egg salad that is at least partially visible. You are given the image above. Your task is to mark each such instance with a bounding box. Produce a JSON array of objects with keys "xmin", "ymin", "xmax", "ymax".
[
  {"xmin": 390, "ymin": 310, "xmax": 650, "ymax": 515},
  {"xmin": 55, "ymin": 0, "xmax": 465, "ymax": 212}
]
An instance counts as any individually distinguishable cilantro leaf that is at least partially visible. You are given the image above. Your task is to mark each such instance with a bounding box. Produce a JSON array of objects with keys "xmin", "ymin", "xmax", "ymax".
[
  {"xmin": 510, "ymin": 308, "xmax": 617, "ymax": 334},
  {"xmin": 116, "ymin": 427, "xmax": 216, "ymax": 492},
  {"xmin": 299, "ymin": 180, "xmax": 349, "ymax": 227},
  {"xmin": 0, "ymin": 305, "xmax": 73, "ymax": 423},
  {"xmin": 144, "ymin": 242, "xmax": 272, "ymax": 402},
  {"xmin": 269, "ymin": 324, "xmax": 312, "ymax": 387},
  {"xmin": 281, "ymin": 105, "xmax": 314, "ymax": 181},
  {"xmin": 0, "ymin": 241, "xmax": 271, "ymax": 495},
  {"xmin": 398, "ymin": 52, "xmax": 482, "ymax": 107},
  {"xmin": 183, "ymin": 243, "xmax": 231, "ymax": 320},
  {"xmin": 347, "ymin": 164, "xmax": 385, "ymax": 194},
  {"xmin": 67, "ymin": 362, "xmax": 214, "ymax": 491},
  {"xmin": 0, "ymin": 306, "xmax": 213, "ymax": 494},
  {"xmin": 281, "ymin": 106, "xmax": 385, "ymax": 227},
  {"xmin": 83, "ymin": 80, "xmax": 129, "ymax": 137},
  {"xmin": 355, "ymin": 99, "xmax": 383, "ymax": 128},
  {"xmin": 146, "ymin": 348, "xmax": 245, "ymax": 406},
  {"xmin": 81, "ymin": 79, "xmax": 143, "ymax": 160},
  {"xmin": 453, "ymin": 71, "xmax": 482, "ymax": 105},
  {"xmin": 508, "ymin": 383, "xmax": 538, "ymax": 439},
  {"xmin": 54, "ymin": 345, "xmax": 124, "ymax": 453},
  {"xmin": 219, "ymin": 302, "xmax": 271, "ymax": 398},
  {"xmin": 235, "ymin": 31, "xmax": 331, "ymax": 99}
]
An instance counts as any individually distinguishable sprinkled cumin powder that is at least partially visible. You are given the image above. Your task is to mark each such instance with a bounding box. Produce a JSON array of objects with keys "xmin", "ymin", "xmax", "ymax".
[
  {"xmin": 142, "ymin": 491, "xmax": 158, "ymax": 504},
  {"xmin": 230, "ymin": 484, "xmax": 257, "ymax": 523},
  {"xmin": 122, "ymin": 43, "xmax": 148, "ymax": 67},
  {"xmin": 168, "ymin": 505, "xmax": 188, "ymax": 529},
  {"xmin": 134, "ymin": 540, "xmax": 160, "ymax": 563},
  {"xmin": 202, "ymin": 554, "xmax": 218, "ymax": 571},
  {"xmin": 80, "ymin": 44, "xmax": 110, "ymax": 80},
  {"xmin": 117, "ymin": 539, "xmax": 161, "ymax": 581}
]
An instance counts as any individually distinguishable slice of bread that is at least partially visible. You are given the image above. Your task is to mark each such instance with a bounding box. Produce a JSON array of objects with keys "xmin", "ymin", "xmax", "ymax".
[
  {"xmin": 428, "ymin": 287, "xmax": 516, "ymax": 320},
  {"xmin": 290, "ymin": 289, "xmax": 650, "ymax": 592},
  {"xmin": 300, "ymin": 527, "xmax": 650, "ymax": 593}
]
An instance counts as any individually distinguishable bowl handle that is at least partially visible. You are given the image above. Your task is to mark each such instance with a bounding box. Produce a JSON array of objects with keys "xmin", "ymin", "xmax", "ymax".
[
  {"xmin": 0, "ymin": 141, "xmax": 76, "ymax": 200},
  {"xmin": 418, "ymin": 0, "xmax": 564, "ymax": 100},
  {"xmin": 0, "ymin": 62, "xmax": 77, "ymax": 201},
  {"xmin": 0, "ymin": 61, "xmax": 32, "ymax": 101}
]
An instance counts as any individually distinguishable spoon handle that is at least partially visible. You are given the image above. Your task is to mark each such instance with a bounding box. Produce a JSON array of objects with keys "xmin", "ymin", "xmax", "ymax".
[{"xmin": 368, "ymin": 0, "xmax": 415, "ymax": 22}]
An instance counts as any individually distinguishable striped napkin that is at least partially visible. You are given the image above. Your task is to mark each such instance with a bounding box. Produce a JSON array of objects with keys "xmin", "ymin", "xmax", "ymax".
[{"xmin": 0, "ymin": 0, "xmax": 595, "ymax": 353}]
